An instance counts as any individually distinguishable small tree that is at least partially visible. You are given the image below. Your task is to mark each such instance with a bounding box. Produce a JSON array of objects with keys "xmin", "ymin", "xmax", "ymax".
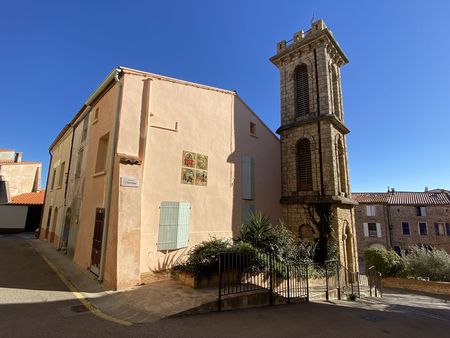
[
  {"xmin": 404, "ymin": 246, "xmax": 450, "ymax": 282},
  {"xmin": 364, "ymin": 248, "xmax": 406, "ymax": 277}
]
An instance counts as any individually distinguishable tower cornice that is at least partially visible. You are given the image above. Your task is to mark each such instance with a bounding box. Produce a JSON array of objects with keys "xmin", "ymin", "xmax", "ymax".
[
  {"xmin": 276, "ymin": 113, "xmax": 350, "ymax": 135},
  {"xmin": 270, "ymin": 20, "xmax": 349, "ymax": 68}
]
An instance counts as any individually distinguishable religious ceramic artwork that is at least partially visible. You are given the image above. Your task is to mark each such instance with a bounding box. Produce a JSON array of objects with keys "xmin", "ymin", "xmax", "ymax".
[
  {"xmin": 182, "ymin": 151, "xmax": 196, "ymax": 168},
  {"xmin": 181, "ymin": 151, "xmax": 208, "ymax": 186},
  {"xmin": 181, "ymin": 168, "xmax": 195, "ymax": 185},
  {"xmin": 196, "ymin": 154, "xmax": 208, "ymax": 170},
  {"xmin": 195, "ymin": 170, "xmax": 207, "ymax": 186}
]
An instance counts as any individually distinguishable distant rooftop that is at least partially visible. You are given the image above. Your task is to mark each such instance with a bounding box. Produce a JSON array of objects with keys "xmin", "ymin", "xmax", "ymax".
[
  {"xmin": 353, "ymin": 190, "xmax": 450, "ymax": 205},
  {"xmin": 9, "ymin": 191, "xmax": 45, "ymax": 205}
]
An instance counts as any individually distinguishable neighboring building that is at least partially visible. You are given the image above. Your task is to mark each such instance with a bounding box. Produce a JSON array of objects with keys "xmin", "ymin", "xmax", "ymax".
[
  {"xmin": 0, "ymin": 191, "xmax": 45, "ymax": 232},
  {"xmin": 354, "ymin": 189, "xmax": 450, "ymax": 266},
  {"xmin": 40, "ymin": 127, "xmax": 73, "ymax": 245},
  {"xmin": 270, "ymin": 20, "xmax": 358, "ymax": 273},
  {"xmin": 40, "ymin": 66, "xmax": 281, "ymax": 289},
  {"xmin": 0, "ymin": 148, "xmax": 44, "ymax": 232},
  {"xmin": 0, "ymin": 149, "xmax": 41, "ymax": 200}
]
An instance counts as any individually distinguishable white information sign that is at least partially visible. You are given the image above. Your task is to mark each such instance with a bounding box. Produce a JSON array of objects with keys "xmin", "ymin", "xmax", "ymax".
[{"xmin": 120, "ymin": 176, "xmax": 139, "ymax": 188}]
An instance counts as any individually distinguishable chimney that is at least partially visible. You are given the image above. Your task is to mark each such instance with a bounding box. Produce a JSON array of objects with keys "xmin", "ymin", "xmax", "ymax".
[
  {"xmin": 424, "ymin": 186, "xmax": 429, "ymax": 192},
  {"xmin": 15, "ymin": 152, "xmax": 22, "ymax": 163},
  {"xmin": 390, "ymin": 188, "xmax": 395, "ymax": 193},
  {"xmin": 0, "ymin": 174, "xmax": 10, "ymax": 203}
]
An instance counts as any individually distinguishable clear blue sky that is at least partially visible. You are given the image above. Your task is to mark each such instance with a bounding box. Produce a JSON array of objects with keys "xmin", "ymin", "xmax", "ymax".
[{"xmin": 1, "ymin": 0, "xmax": 449, "ymax": 192}]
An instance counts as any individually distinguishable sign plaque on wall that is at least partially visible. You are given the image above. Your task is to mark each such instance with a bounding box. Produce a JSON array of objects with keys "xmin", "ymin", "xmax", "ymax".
[
  {"xmin": 181, "ymin": 151, "xmax": 208, "ymax": 186},
  {"xmin": 120, "ymin": 176, "xmax": 139, "ymax": 188}
]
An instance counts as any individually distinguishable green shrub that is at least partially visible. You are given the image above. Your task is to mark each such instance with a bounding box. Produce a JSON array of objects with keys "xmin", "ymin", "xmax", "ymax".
[
  {"xmin": 239, "ymin": 212, "xmax": 274, "ymax": 252},
  {"xmin": 364, "ymin": 248, "xmax": 406, "ymax": 277},
  {"xmin": 171, "ymin": 237, "xmax": 260, "ymax": 278},
  {"xmin": 404, "ymin": 246, "xmax": 450, "ymax": 282},
  {"xmin": 239, "ymin": 212, "xmax": 305, "ymax": 263}
]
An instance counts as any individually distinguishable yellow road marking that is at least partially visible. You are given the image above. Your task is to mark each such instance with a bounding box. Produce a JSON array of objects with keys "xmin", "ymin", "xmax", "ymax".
[{"xmin": 31, "ymin": 243, "xmax": 132, "ymax": 326}]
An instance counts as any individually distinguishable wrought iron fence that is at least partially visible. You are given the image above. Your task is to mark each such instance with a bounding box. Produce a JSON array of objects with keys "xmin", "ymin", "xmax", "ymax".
[
  {"xmin": 217, "ymin": 253, "xmax": 382, "ymax": 310},
  {"xmin": 368, "ymin": 266, "xmax": 383, "ymax": 297},
  {"xmin": 218, "ymin": 252, "xmax": 308, "ymax": 310}
]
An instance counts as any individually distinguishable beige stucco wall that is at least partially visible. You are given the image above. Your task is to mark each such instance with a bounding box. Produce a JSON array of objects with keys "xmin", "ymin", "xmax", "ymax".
[
  {"xmin": 40, "ymin": 129, "xmax": 73, "ymax": 245},
  {"xmin": 44, "ymin": 69, "xmax": 281, "ymax": 290},
  {"xmin": 65, "ymin": 111, "xmax": 91, "ymax": 256},
  {"xmin": 112, "ymin": 72, "xmax": 281, "ymax": 282},
  {"xmin": 0, "ymin": 163, "xmax": 41, "ymax": 197},
  {"xmin": 73, "ymin": 82, "xmax": 118, "ymax": 288},
  {"xmin": 0, "ymin": 205, "xmax": 28, "ymax": 229}
]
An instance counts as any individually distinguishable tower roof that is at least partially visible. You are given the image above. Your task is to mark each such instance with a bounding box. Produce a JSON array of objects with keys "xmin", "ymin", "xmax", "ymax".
[{"xmin": 270, "ymin": 19, "xmax": 349, "ymax": 67}]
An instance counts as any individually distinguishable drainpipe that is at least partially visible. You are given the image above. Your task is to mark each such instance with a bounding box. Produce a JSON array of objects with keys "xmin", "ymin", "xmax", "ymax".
[{"xmin": 98, "ymin": 69, "xmax": 123, "ymax": 283}]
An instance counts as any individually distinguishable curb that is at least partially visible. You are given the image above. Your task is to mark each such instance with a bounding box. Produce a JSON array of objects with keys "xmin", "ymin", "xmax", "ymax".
[{"xmin": 28, "ymin": 240, "xmax": 132, "ymax": 327}]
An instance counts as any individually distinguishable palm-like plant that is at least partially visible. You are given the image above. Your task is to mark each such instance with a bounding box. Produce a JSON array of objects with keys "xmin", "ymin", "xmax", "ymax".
[{"xmin": 240, "ymin": 212, "xmax": 274, "ymax": 252}]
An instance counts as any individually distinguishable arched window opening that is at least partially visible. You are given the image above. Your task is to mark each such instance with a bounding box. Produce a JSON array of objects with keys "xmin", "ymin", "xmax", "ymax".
[
  {"xmin": 294, "ymin": 65, "xmax": 310, "ymax": 116},
  {"xmin": 332, "ymin": 70, "xmax": 341, "ymax": 119},
  {"xmin": 296, "ymin": 138, "xmax": 313, "ymax": 191},
  {"xmin": 338, "ymin": 140, "xmax": 346, "ymax": 194}
]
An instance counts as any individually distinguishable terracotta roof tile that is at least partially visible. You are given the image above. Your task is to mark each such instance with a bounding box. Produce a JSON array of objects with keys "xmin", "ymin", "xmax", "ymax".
[
  {"xmin": 9, "ymin": 191, "xmax": 45, "ymax": 205},
  {"xmin": 353, "ymin": 191, "xmax": 450, "ymax": 205},
  {"xmin": 352, "ymin": 193, "xmax": 390, "ymax": 204}
]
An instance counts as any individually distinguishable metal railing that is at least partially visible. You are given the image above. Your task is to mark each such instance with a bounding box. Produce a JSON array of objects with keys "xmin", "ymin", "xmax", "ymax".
[
  {"xmin": 217, "ymin": 253, "xmax": 383, "ymax": 310},
  {"xmin": 368, "ymin": 266, "xmax": 383, "ymax": 297},
  {"xmin": 218, "ymin": 252, "xmax": 308, "ymax": 310}
]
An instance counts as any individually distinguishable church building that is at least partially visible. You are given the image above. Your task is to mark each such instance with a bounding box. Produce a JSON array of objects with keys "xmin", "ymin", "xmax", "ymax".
[
  {"xmin": 270, "ymin": 19, "xmax": 358, "ymax": 273},
  {"xmin": 40, "ymin": 19, "xmax": 358, "ymax": 289}
]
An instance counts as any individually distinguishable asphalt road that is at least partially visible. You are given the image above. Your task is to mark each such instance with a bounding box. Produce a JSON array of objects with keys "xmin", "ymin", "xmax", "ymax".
[{"xmin": 1, "ymin": 234, "xmax": 450, "ymax": 338}]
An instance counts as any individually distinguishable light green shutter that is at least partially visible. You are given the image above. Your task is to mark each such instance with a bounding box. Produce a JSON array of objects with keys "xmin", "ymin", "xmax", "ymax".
[
  {"xmin": 176, "ymin": 202, "xmax": 190, "ymax": 248},
  {"xmin": 157, "ymin": 201, "xmax": 191, "ymax": 251},
  {"xmin": 242, "ymin": 156, "xmax": 255, "ymax": 200},
  {"xmin": 241, "ymin": 204, "xmax": 256, "ymax": 224}
]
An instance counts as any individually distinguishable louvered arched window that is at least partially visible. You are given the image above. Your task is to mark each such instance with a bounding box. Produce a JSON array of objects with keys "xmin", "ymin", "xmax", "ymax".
[
  {"xmin": 332, "ymin": 69, "xmax": 341, "ymax": 119},
  {"xmin": 296, "ymin": 138, "xmax": 313, "ymax": 191},
  {"xmin": 294, "ymin": 65, "xmax": 310, "ymax": 116}
]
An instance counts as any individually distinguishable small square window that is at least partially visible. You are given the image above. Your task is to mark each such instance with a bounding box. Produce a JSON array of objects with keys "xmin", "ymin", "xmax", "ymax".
[
  {"xmin": 250, "ymin": 122, "xmax": 256, "ymax": 135},
  {"xmin": 366, "ymin": 205, "xmax": 376, "ymax": 216},
  {"xmin": 416, "ymin": 206, "xmax": 426, "ymax": 216},
  {"xmin": 419, "ymin": 222, "xmax": 428, "ymax": 235}
]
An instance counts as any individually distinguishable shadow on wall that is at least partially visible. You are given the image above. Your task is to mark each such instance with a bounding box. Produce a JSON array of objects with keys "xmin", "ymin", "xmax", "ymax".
[{"xmin": 227, "ymin": 97, "xmax": 281, "ymax": 239}]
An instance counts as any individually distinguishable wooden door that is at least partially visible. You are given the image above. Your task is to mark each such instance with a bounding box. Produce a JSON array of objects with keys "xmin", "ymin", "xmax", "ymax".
[{"xmin": 90, "ymin": 208, "xmax": 105, "ymax": 275}]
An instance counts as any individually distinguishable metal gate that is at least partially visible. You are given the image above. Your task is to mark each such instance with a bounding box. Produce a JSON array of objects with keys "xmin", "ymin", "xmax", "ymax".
[{"xmin": 218, "ymin": 252, "xmax": 308, "ymax": 310}]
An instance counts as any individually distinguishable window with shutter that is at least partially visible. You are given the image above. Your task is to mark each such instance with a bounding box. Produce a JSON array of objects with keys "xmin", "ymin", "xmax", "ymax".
[
  {"xmin": 446, "ymin": 223, "xmax": 450, "ymax": 236},
  {"xmin": 294, "ymin": 65, "xmax": 310, "ymax": 116},
  {"xmin": 363, "ymin": 223, "xmax": 369, "ymax": 237},
  {"xmin": 366, "ymin": 205, "xmax": 376, "ymax": 216},
  {"xmin": 368, "ymin": 222, "xmax": 377, "ymax": 237},
  {"xmin": 241, "ymin": 204, "xmax": 256, "ymax": 224},
  {"xmin": 296, "ymin": 138, "xmax": 313, "ymax": 191},
  {"xmin": 242, "ymin": 156, "xmax": 255, "ymax": 200},
  {"xmin": 157, "ymin": 201, "xmax": 190, "ymax": 251}
]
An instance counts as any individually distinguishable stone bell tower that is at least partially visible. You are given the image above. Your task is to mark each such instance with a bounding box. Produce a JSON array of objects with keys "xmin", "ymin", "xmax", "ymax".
[{"xmin": 270, "ymin": 19, "xmax": 358, "ymax": 272}]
